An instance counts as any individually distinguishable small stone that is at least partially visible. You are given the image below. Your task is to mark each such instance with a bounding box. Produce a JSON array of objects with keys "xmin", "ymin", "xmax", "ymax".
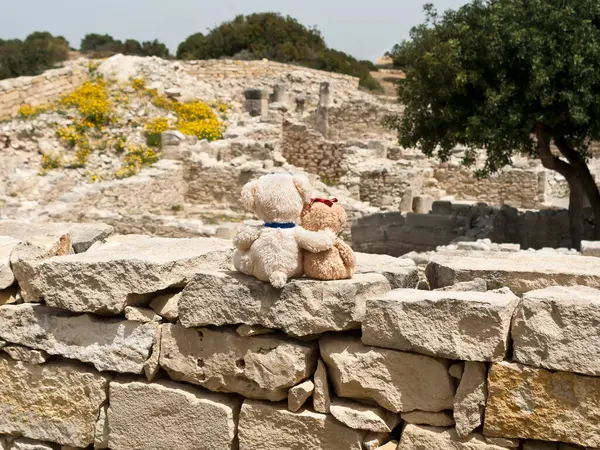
[
  {"xmin": 238, "ymin": 400, "xmax": 364, "ymax": 450},
  {"xmin": 124, "ymin": 306, "xmax": 162, "ymax": 323},
  {"xmin": 108, "ymin": 379, "xmax": 241, "ymax": 450},
  {"xmin": 355, "ymin": 252, "xmax": 419, "ymax": 289},
  {"xmin": 288, "ymin": 380, "xmax": 314, "ymax": 412},
  {"xmin": 159, "ymin": 324, "xmax": 316, "ymax": 401},
  {"xmin": 401, "ymin": 410, "xmax": 455, "ymax": 427},
  {"xmin": 236, "ymin": 324, "xmax": 275, "ymax": 337},
  {"xmin": 454, "ymin": 362, "xmax": 487, "ymax": 438},
  {"xmin": 143, "ymin": 325, "xmax": 162, "ymax": 381},
  {"xmin": 363, "ymin": 432, "xmax": 391, "ymax": 450},
  {"xmin": 149, "ymin": 292, "xmax": 180, "ymax": 322},
  {"xmin": 449, "ymin": 362, "xmax": 464, "ymax": 379},
  {"xmin": 313, "ymin": 359, "xmax": 331, "ymax": 413},
  {"xmin": 320, "ymin": 334, "xmax": 454, "ymax": 413},
  {"xmin": 581, "ymin": 240, "xmax": 600, "ymax": 257},
  {"xmin": 0, "ymin": 236, "xmax": 20, "ymax": 289},
  {"xmin": 330, "ymin": 398, "xmax": 400, "ymax": 432},
  {"xmin": 9, "ymin": 438, "xmax": 58, "ymax": 450},
  {"xmin": 398, "ymin": 424, "xmax": 508, "ymax": 449},
  {"xmin": 376, "ymin": 441, "xmax": 399, "ymax": 450},
  {"xmin": 3, "ymin": 345, "xmax": 49, "ymax": 364},
  {"xmin": 94, "ymin": 405, "xmax": 109, "ymax": 449}
]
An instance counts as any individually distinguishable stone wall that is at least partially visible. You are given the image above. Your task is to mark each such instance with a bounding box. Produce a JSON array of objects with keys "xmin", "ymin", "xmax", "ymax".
[
  {"xmin": 353, "ymin": 200, "xmax": 595, "ymax": 255},
  {"xmin": 0, "ymin": 65, "xmax": 87, "ymax": 118},
  {"xmin": 1, "ymin": 221, "xmax": 600, "ymax": 449}
]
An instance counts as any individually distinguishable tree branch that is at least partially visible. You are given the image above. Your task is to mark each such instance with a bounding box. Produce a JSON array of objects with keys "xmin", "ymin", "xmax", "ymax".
[{"xmin": 534, "ymin": 124, "xmax": 574, "ymax": 179}]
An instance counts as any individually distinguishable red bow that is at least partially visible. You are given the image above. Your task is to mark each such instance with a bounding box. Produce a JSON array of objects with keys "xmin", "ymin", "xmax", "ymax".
[{"xmin": 309, "ymin": 197, "xmax": 338, "ymax": 208}]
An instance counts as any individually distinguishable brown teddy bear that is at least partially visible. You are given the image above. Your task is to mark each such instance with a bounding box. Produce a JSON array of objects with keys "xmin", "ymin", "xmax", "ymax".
[{"xmin": 301, "ymin": 197, "xmax": 356, "ymax": 280}]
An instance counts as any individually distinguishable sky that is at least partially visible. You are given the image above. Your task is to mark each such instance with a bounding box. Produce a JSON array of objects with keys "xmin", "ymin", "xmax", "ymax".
[{"xmin": 0, "ymin": 0, "xmax": 468, "ymax": 62}]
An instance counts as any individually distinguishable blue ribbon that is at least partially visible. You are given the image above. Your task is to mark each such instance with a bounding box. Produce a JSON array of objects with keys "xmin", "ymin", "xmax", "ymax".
[{"xmin": 264, "ymin": 222, "xmax": 296, "ymax": 229}]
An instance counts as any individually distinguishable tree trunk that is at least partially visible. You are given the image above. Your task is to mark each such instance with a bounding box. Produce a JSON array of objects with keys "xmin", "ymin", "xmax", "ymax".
[{"xmin": 567, "ymin": 177, "xmax": 584, "ymax": 250}]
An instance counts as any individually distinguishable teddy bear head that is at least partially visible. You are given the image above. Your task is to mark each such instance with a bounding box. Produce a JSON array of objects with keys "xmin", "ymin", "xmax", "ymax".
[
  {"xmin": 241, "ymin": 173, "xmax": 312, "ymax": 223},
  {"xmin": 301, "ymin": 198, "xmax": 347, "ymax": 234}
]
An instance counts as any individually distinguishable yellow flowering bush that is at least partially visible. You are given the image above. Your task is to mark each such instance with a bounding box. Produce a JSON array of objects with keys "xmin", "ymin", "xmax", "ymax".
[
  {"xmin": 113, "ymin": 136, "xmax": 127, "ymax": 152},
  {"xmin": 144, "ymin": 117, "xmax": 170, "ymax": 147},
  {"xmin": 131, "ymin": 78, "xmax": 146, "ymax": 91},
  {"xmin": 115, "ymin": 144, "xmax": 160, "ymax": 179},
  {"xmin": 60, "ymin": 81, "xmax": 110, "ymax": 126},
  {"xmin": 18, "ymin": 104, "xmax": 49, "ymax": 118},
  {"xmin": 56, "ymin": 125, "xmax": 79, "ymax": 147},
  {"xmin": 177, "ymin": 118, "xmax": 224, "ymax": 142},
  {"xmin": 40, "ymin": 152, "xmax": 63, "ymax": 174},
  {"xmin": 173, "ymin": 101, "xmax": 216, "ymax": 122}
]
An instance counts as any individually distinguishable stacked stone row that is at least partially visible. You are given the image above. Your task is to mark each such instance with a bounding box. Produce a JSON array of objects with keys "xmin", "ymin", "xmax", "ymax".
[{"xmin": 0, "ymin": 221, "xmax": 599, "ymax": 449}]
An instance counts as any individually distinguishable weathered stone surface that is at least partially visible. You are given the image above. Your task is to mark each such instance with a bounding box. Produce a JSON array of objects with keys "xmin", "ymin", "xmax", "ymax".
[
  {"xmin": 320, "ymin": 334, "xmax": 454, "ymax": 413},
  {"xmin": 124, "ymin": 306, "xmax": 162, "ymax": 323},
  {"xmin": 362, "ymin": 289, "xmax": 518, "ymax": 361},
  {"xmin": 376, "ymin": 441, "xmax": 399, "ymax": 450},
  {"xmin": 484, "ymin": 362, "xmax": 600, "ymax": 447},
  {"xmin": 454, "ymin": 362, "xmax": 487, "ymax": 438},
  {"xmin": 449, "ymin": 362, "xmax": 464, "ymax": 379},
  {"xmin": 288, "ymin": 380, "xmax": 314, "ymax": 412},
  {"xmin": 149, "ymin": 292, "xmax": 180, "ymax": 322},
  {"xmin": 236, "ymin": 324, "xmax": 275, "ymax": 337},
  {"xmin": 313, "ymin": 359, "xmax": 332, "ymax": 413},
  {"xmin": 108, "ymin": 379, "xmax": 241, "ymax": 450},
  {"xmin": 330, "ymin": 398, "xmax": 400, "ymax": 432},
  {"xmin": 426, "ymin": 252, "xmax": 600, "ymax": 295},
  {"xmin": 3, "ymin": 344, "xmax": 49, "ymax": 364},
  {"xmin": 94, "ymin": 405, "xmax": 109, "ymax": 450},
  {"xmin": 512, "ymin": 286, "xmax": 600, "ymax": 376},
  {"xmin": 9, "ymin": 438, "xmax": 58, "ymax": 450},
  {"xmin": 485, "ymin": 437, "xmax": 520, "ymax": 448},
  {"xmin": 363, "ymin": 432, "xmax": 391, "ymax": 450},
  {"xmin": 33, "ymin": 236, "xmax": 232, "ymax": 314},
  {"xmin": 581, "ymin": 240, "xmax": 600, "ymax": 258},
  {"xmin": 10, "ymin": 234, "xmax": 72, "ymax": 301},
  {"xmin": 0, "ymin": 220, "xmax": 113, "ymax": 253},
  {"xmin": 179, "ymin": 271, "xmax": 390, "ymax": 336},
  {"xmin": 159, "ymin": 324, "xmax": 317, "ymax": 401},
  {"xmin": 0, "ymin": 304, "xmax": 157, "ymax": 374},
  {"xmin": 238, "ymin": 400, "xmax": 365, "ymax": 450},
  {"xmin": 355, "ymin": 252, "xmax": 419, "ymax": 289},
  {"xmin": 398, "ymin": 424, "xmax": 508, "ymax": 449},
  {"xmin": 435, "ymin": 278, "xmax": 487, "ymax": 292},
  {"xmin": 0, "ymin": 357, "xmax": 108, "ymax": 447},
  {"xmin": 0, "ymin": 237, "xmax": 19, "ymax": 289},
  {"xmin": 143, "ymin": 325, "xmax": 161, "ymax": 381},
  {"xmin": 401, "ymin": 410, "xmax": 455, "ymax": 427}
]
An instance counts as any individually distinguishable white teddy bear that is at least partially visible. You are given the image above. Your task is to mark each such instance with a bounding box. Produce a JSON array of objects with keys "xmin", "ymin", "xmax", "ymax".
[{"xmin": 233, "ymin": 173, "xmax": 336, "ymax": 288}]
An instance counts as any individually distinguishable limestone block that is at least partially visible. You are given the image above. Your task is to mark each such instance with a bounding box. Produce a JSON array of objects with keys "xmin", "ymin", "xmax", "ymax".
[
  {"xmin": 33, "ymin": 236, "xmax": 232, "ymax": 314},
  {"xmin": 0, "ymin": 357, "xmax": 108, "ymax": 447},
  {"xmin": 398, "ymin": 424, "xmax": 508, "ymax": 449},
  {"xmin": 0, "ymin": 304, "xmax": 157, "ymax": 374},
  {"xmin": 401, "ymin": 410, "xmax": 455, "ymax": 427},
  {"xmin": 413, "ymin": 195, "xmax": 434, "ymax": 214},
  {"xmin": 107, "ymin": 380, "xmax": 241, "ymax": 450},
  {"xmin": 362, "ymin": 289, "xmax": 518, "ymax": 361},
  {"xmin": 512, "ymin": 286, "xmax": 600, "ymax": 376},
  {"xmin": 581, "ymin": 240, "xmax": 600, "ymax": 257},
  {"xmin": 238, "ymin": 400, "xmax": 365, "ymax": 450},
  {"xmin": 3, "ymin": 344, "xmax": 48, "ymax": 364},
  {"xmin": 0, "ymin": 220, "xmax": 113, "ymax": 253},
  {"xmin": 288, "ymin": 380, "xmax": 314, "ymax": 412},
  {"xmin": 435, "ymin": 278, "xmax": 487, "ymax": 292},
  {"xmin": 8, "ymin": 439, "xmax": 58, "ymax": 450},
  {"xmin": 159, "ymin": 324, "xmax": 317, "ymax": 401},
  {"xmin": 313, "ymin": 359, "xmax": 332, "ymax": 413},
  {"xmin": 355, "ymin": 252, "xmax": 419, "ymax": 289},
  {"xmin": 454, "ymin": 362, "xmax": 487, "ymax": 438},
  {"xmin": 426, "ymin": 252, "xmax": 600, "ymax": 295},
  {"xmin": 484, "ymin": 362, "xmax": 600, "ymax": 447},
  {"xmin": 10, "ymin": 234, "xmax": 72, "ymax": 301},
  {"xmin": 124, "ymin": 306, "xmax": 162, "ymax": 323},
  {"xmin": 0, "ymin": 237, "xmax": 20, "ymax": 289},
  {"xmin": 376, "ymin": 441, "xmax": 399, "ymax": 450},
  {"xmin": 320, "ymin": 334, "xmax": 454, "ymax": 413},
  {"xmin": 178, "ymin": 271, "xmax": 390, "ymax": 336},
  {"xmin": 330, "ymin": 398, "xmax": 400, "ymax": 432},
  {"xmin": 149, "ymin": 292, "xmax": 180, "ymax": 322}
]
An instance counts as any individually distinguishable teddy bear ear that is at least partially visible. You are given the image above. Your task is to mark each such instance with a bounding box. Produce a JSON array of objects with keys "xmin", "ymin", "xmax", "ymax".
[
  {"xmin": 241, "ymin": 180, "xmax": 258, "ymax": 212},
  {"xmin": 292, "ymin": 175, "xmax": 312, "ymax": 205}
]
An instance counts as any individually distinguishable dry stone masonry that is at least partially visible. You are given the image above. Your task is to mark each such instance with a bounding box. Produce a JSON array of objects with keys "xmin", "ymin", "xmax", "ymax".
[{"xmin": 1, "ymin": 215, "xmax": 600, "ymax": 450}]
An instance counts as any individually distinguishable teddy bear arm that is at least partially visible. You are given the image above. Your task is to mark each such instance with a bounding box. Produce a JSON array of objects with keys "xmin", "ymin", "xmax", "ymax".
[
  {"xmin": 234, "ymin": 226, "xmax": 262, "ymax": 251},
  {"xmin": 295, "ymin": 227, "xmax": 336, "ymax": 253},
  {"xmin": 335, "ymin": 239, "xmax": 356, "ymax": 269}
]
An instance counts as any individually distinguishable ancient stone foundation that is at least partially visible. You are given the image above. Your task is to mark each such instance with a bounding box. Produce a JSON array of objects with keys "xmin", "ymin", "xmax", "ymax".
[{"xmin": 1, "ymin": 220, "xmax": 600, "ymax": 449}]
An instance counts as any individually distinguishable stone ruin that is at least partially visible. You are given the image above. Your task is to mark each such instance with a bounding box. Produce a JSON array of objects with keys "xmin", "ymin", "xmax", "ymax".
[
  {"xmin": 0, "ymin": 221, "xmax": 599, "ymax": 449},
  {"xmin": 1, "ymin": 55, "xmax": 600, "ymax": 449}
]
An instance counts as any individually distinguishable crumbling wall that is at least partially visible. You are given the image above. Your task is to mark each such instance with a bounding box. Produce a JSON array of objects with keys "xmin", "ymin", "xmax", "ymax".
[
  {"xmin": 1, "ymin": 222, "xmax": 600, "ymax": 449},
  {"xmin": 0, "ymin": 65, "xmax": 87, "ymax": 118}
]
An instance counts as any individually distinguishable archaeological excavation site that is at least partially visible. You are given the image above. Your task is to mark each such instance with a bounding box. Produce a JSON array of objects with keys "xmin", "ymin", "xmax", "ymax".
[{"xmin": 1, "ymin": 49, "xmax": 600, "ymax": 450}]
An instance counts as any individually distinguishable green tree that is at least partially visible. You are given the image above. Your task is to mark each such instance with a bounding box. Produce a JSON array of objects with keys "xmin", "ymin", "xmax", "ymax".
[
  {"xmin": 176, "ymin": 12, "xmax": 381, "ymax": 90},
  {"xmin": 122, "ymin": 39, "xmax": 143, "ymax": 55},
  {"xmin": 80, "ymin": 33, "xmax": 123, "ymax": 56},
  {"xmin": 0, "ymin": 32, "xmax": 69, "ymax": 80},
  {"xmin": 141, "ymin": 39, "xmax": 170, "ymax": 58},
  {"xmin": 386, "ymin": 0, "xmax": 600, "ymax": 249}
]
